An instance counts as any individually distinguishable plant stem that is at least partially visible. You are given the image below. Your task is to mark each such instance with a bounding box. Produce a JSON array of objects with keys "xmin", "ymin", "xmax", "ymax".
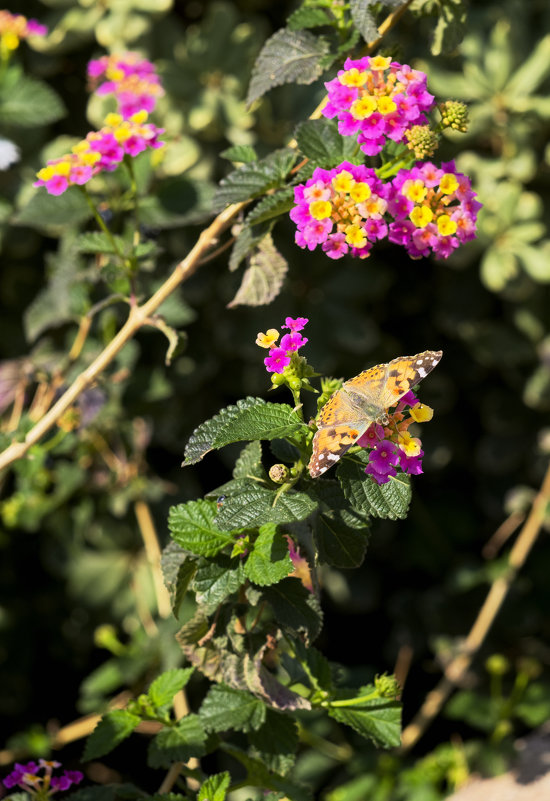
[
  {"xmin": 80, "ymin": 186, "xmax": 125, "ymax": 262},
  {"xmin": 325, "ymin": 690, "xmax": 379, "ymax": 708}
]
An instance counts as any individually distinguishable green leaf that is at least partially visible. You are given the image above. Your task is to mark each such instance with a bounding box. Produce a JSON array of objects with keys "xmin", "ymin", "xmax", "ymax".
[
  {"xmin": 147, "ymin": 668, "xmax": 194, "ymax": 708},
  {"xmin": 228, "ymin": 233, "xmax": 288, "ymax": 308},
  {"xmin": 193, "ymin": 554, "xmax": 246, "ymax": 609},
  {"xmin": 161, "ymin": 542, "xmax": 197, "ymax": 619},
  {"xmin": 147, "ymin": 716, "xmax": 207, "ymax": 768},
  {"xmin": 430, "ymin": 0, "xmax": 467, "ymax": 56},
  {"xmin": 76, "ymin": 232, "xmax": 125, "ymax": 255},
  {"xmin": 349, "ymin": 0, "xmax": 378, "ymax": 43},
  {"xmin": 214, "ymin": 149, "xmax": 297, "ymax": 209},
  {"xmin": 199, "ymin": 684, "xmax": 266, "ymax": 733},
  {"xmin": 515, "ymin": 682, "xmax": 550, "ymax": 727},
  {"xmin": 246, "ymin": 189, "xmax": 296, "ymax": 226},
  {"xmin": 215, "ymin": 483, "xmax": 318, "ymax": 530},
  {"xmin": 83, "ymin": 709, "xmax": 140, "ymax": 761},
  {"xmin": 182, "ymin": 397, "xmax": 304, "ymax": 466},
  {"xmin": 247, "ymin": 28, "xmax": 330, "ymax": 106},
  {"xmin": 311, "ymin": 482, "xmax": 370, "ymax": 567},
  {"xmin": 15, "ymin": 187, "xmax": 93, "ymax": 230},
  {"xmin": 244, "ymin": 523, "xmax": 293, "ymax": 586},
  {"xmin": 263, "ymin": 578, "xmax": 323, "ymax": 643},
  {"xmin": 445, "ymin": 690, "xmax": 497, "ymax": 732},
  {"xmin": 328, "ymin": 690, "xmax": 402, "ymax": 748},
  {"xmin": 198, "ymin": 772, "xmax": 231, "ymax": 801},
  {"xmin": 221, "ymin": 743, "xmax": 313, "ymax": 801},
  {"xmin": 337, "ymin": 451, "xmax": 412, "ymax": 520},
  {"xmin": 287, "ymin": 7, "xmax": 334, "ymax": 30},
  {"xmin": 220, "ymin": 145, "xmax": 258, "ymax": 163},
  {"xmin": 228, "ymin": 225, "xmax": 272, "ymax": 272},
  {"xmin": 168, "ymin": 500, "xmax": 235, "ymax": 557},
  {"xmin": 295, "ymin": 118, "xmax": 361, "ymax": 168},
  {"xmin": 248, "ymin": 709, "xmax": 299, "ymax": 775},
  {"xmin": 233, "ymin": 441, "xmax": 266, "ymax": 481},
  {"xmin": 0, "ymin": 73, "xmax": 65, "ymax": 127}
]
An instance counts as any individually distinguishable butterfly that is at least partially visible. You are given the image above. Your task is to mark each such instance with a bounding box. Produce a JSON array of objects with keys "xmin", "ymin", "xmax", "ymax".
[{"xmin": 308, "ymin": 350, "xmax": 442, "ymax": 478}]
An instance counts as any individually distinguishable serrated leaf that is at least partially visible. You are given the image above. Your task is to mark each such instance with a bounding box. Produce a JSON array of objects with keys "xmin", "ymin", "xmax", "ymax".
[
  {"xmin": 168, "ymin": 500, "xmax": 234, "ymax": 557},
  {"xmin": 215, "ymin": 483, "xmax": 318, "ymax": 530},
  {"xmin": 0, "ymin": 74, "xmax": 65, "ymax": 127},
  {"xmin": 77, "ymin": 232, "xmax": 125, "ymax": 255},
  {"xmin": 248, "ymin": 709, "xmax": 299, "ymax": 775},
  {"xmin": 233, "ymin": 440, "xmax": 266, "ymax": 481},
  {"xmin": 327, "ymin": 690, "xmax": 401, "ymax": 748},
  {"xmin": 15, "ymin": 187, "xmax": 93, "ymax": 229},
  {"xmin": 182, "ymin": 397, "xmax": 304, "ymax": 466},
  {"xmin": 199, "ymin": 684, "xmax": 266, "ymax": 733},
  {"xmin": 147, "ymin": 668, "xmax": 194, "ymax": 708},
  {"xmin": 193, "ymin": 554, "xmax": 246, "ymax": 609},
  {"xmin": 295, "ymin": 118, "xmax": 362, "ymax": 167},
  {"xmin": 337, "ymin": 451, "xmax": 411, "ymax": 520},
  {"xmin": 246, "ymin": 189, "xmax": 296, "ymax": 226},
  {"xmin": 263, "ymin": 578, "xmax": 322, "ymax": 643},
  {"xmin": 198, "ymin": 772, "xmax": 231, "ymax": 801},
  {"xmin": 244, "ymin": 523, "xmax": 293, "ymax": 586},
  {"xmin": 247, "ymin": 28, "xmax": 330, "ymax": 106},
  {"xmin": 214, "ymin": 149, "xmax": 297, "ymax": 209},
  {"xmin": 147, "ymin": 716, "xmax": 207, "ymax": 768},
  {"xmin": 314, "ymin": 512, "xmax": 369, "ymax": 568},
  {"xmin": 349, "ymin": 0, "xmax": 378, "ymax": 42},
  {"xmin": 220, "ymin": 145, "xmax": 258, "ymax": 163},
  {"xmin": 292, "ymin": 639, "xmax": 333, "ymax": 691},
  {"xmin": 161, "ymin": 542, "xmax": 197, "ymax": 619},
  {"xmin": 228, "ymin": 233, "xmax": 288, "ymax": 307},
  {"xmin": 83, "ymin": 709, "xmax": 140, "ymax": 761},
  {"xmin": 287, "ymin": 7, "xmax": 334, "ymax": 30},
  {"xmin": 229, "ymin": 225, "xmax": 272, "ymax": 272},
  {"xmin": 221, "ymin": 743, "xmax": 313, "ymax": 801}
]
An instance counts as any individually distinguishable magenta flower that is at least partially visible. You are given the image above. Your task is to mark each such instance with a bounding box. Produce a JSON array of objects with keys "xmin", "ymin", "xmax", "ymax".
[
  {"xmin": 399, "ymin": 450, "xmax": 424, "ymax": 475},
  {"xmin": 2, "ymin": 760, "xmax": 82, "ymax": 796},
  {"xmin": 282, "ymin": 317, "xmax": 309, "ymax": 332},
  {"xmin": 323, "ymin": 55, "xmax": 434, "ymax": 157},
  {"xmin": 264, "ymin": 347, "xmax": 291, "ymax": 374},
  {"xmin": 87, "ymin": 53, "xmax": 164, "ymax": 119},
  {"xmin": 364, "ymin": 439, "xmax": 399, "ymax": 484}
]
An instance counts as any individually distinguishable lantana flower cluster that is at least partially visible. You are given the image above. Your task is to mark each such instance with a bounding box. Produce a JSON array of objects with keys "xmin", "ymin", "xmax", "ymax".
[
  {"xmin": 388, "ymin": 160, "xmax": 482, "ymax": 259},
  {"xmin": 34, "ymin": 111, "xmax": 164, "ymax": 196},
  {"xmin": 357, "ymin": 390, "xmax": 434, "ymax": 484},
  {"xmin": 291, "ymin": 160, "xmax": 480, "ymax": 261},
  {"xmin": 87, "ymin": 52, "xmax": 164, "ymax": 119},
  {"xmin": 290, "ymin": 162, "xmax": 390, "ymax": 260},
  {"xmin": 0, "ymin": 10, "xmax": 47, "ymax": 52},
  {"xmin": 256, "ymin": 316, "xmax": 309, "ymax": 374},
  {"xmin": 323, "ymin": 55, "xmax": 434, "ymax": 156},
  {"xmin": 3, "ymin": 760, "xmax": 83, "ymax": 797}
]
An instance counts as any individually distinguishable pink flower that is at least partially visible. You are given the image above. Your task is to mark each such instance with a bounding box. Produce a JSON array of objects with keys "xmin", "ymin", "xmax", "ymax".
[
  {"xmin": 264, "ymin": 347, "xmax": 291, "ymax": 374},
  {"xmin": 282, "ymin": 317, "xmax": 309, "ymax": 332}
]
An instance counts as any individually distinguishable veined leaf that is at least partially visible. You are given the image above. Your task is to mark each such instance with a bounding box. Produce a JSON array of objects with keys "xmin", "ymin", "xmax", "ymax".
[
  {"xmin": 295, "ymin": 118, "xmax": 362, "ymax": 168},
  {"xmin": 228, "ymin": 233, "xmax": 288, "ymax": 307},
  {"xmin": 168, "ymin": 500, "xmax": 235, "ymax": 557},
  {"xmin": 193, "ymin": 554, "xmax": 246, "ymax": 609},
  {"xmin": 246, "ymin": 189, "xmax": 296, "ymax": 227},
  {"xmin": 248, "ymin": 710, "xmax": 299, "ymax": 776},
  {"xmin": 233, "ymin": 440, "xmax": 266, "ymax": 481},
  {"xmin": 215, "ymin": 482, "xmax": 318, "ymax": 530},
  {"xmin": 160, "ymin": 541, "xmax": 196, "ymax": 619},
  {"xmin": 147, "ymin": 715, "xmax": 207, "ymax": 768},
  {"xmin": 287, "ymin": 7, "xmax": 334, "ymax": 30},
  {"xmin": 182, "ymin": 397, "xmax": 304, "ymax": 466},
  {"xmin": 263, "ymin": 578, "xmax": 323, "ymax": 643},
  {"xmin": 83, "ymin": 710, "xmax": 140, "ymax": 761},
  {"xmin": 214, "ymin": 149, "xmax": 297, "ymax": 209},
  {"xmin": 199, "ymin": 684, "xmax": 266, "ymax": 733},
  {"xmin": 244, "ymin": 523, "xmax": 294, "ymax": 586},
  {"xmin": 327, "ymin": 688, "xmax": 401, "ymax": 749},
  {"xmin": 337, "ymin": 451, "xmax": 411, "ymax": 520},
  {"xmin": 349, "ymin": 0, "xmax": 378, "ymax": 43},
  {"xmin": 198, "ymin": 772, "xmax": 231, "ymax": 801},
  {"xmin": 147, "ymin": 668, "xmax": 194, "ymax": 708},
  {"xmin": 247, "ymin": 28, "xmax": 330, "ymax": 106}
]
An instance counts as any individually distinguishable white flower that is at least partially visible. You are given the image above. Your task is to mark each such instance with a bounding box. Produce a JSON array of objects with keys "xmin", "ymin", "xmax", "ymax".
[{"xmin": 0, "ymin": 137, "xmax": 20, "ymax": 170}]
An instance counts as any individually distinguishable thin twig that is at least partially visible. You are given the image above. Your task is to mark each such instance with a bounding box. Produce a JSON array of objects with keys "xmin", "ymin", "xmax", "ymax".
[
  {"xmin": 134, "ymin": 499, "xmax": 172, "ymax": 618},
  {"xmin": 0, "ymin": 0, "xmax": 414, "ymax": 475},
  {"xmin": 399, "ymin": 461, "xmax": 550, "ymax": 753}
]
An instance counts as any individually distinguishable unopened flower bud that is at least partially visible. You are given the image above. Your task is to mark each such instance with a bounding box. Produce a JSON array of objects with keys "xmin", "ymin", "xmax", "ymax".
[
  {"xmin": 439, "ymin": 100, "xmax": 469, "ymax": 133},
  {"xmin": 375, "ymin": 673, "xmax": 401, "ymax": 699},
  {"xmin": 404, "ymin": 125, "xmax": 439, "ymax": 159},
  {"xmin": 271, "ymin": 373, "xmax": 286, "ymax": 386},
  {"xmin": 269, "ymin": 464, "xmax": 290, "ymax": 483},
  {"xmin": 288, "ymin": 376, "xmax": 301, "ymax": 391},
  {"xmin": 485, "ymin": 653, "xmax": 510, "ymax": 676}
]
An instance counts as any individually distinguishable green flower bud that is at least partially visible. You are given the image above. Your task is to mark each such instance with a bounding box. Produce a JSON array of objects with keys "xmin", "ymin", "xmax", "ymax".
[
  {"xmin": 269, "ymin": 463, "xmax": 290, "ymax": 483},
  {"xmin": 375, "ymin": 673, "xmax": 401, "ymax": 699},
  {"xmin": 439, "ymin": 100, "xmax": 469, "ymax": 133},
  {"xmin": 271, "ymin": 373, "xmax": 286, "ymax": 386},
  {"xmin": 485, "ymin": 653, "xmax": 510, "ymax": 676},
  {"xmin": 404, "ymin": 124, "xmax": 439, "ymax": 159},
  {"xmin": 288, "ymin": 376, "xmax": 301, "ymax": 391}
]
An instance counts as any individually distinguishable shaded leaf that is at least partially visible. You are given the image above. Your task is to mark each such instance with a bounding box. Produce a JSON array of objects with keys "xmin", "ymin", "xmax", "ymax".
[
  {"xmin": 214, "ymin": 149, "xmax": 296, "ymax": 209},
  {"xmin": 83, "ymin": 710, "xmax": 140, "ymax": 761},
  {"xmin": 244, "ymin": 523, "xmax": 293, "ymax": 586},
  {"xmin": 287, "ymin": 7, "xmax": 334, "ymax": 30},
  {"xmin": 199, "ymin": 684, "xmax": 266, "ymax": 733},
  {"xmin": 263, "ymin": 578, "xmax": 323, "ymax": 643},
  {"xmin": 161, "ymin": 542, "xmax": 196, "ymax": 619},
  {"xmin": 215, "ymin": 482, "xmax": 318, "ymax": 530},
  {"xmin": 168, "ymin": 500, "xmax": 234, "ymax": 557},
  {"xmin": 77, "ymin": 232, "xmax": 125, "ymax": 255},
  {"xmin": 349, "ymin": 0, "xmax": 378, "ymax": 42},
  {"xmin": 193, "ymin": 554, "xmax": 246, "ymax": 609},
  {"xmin": 182, "ymin": 397, "xmax": 304, "ymax": 466},
  {"xmin": 247, "ymin": 28, "xmax": 330, "ymax": 106},
  {"xmin": 15, "ymin": 187, "xmax": 93, "ymax": 230},
  {"xmin": 246, "ymin": 189, "xmax": 296, "ymax": 227},
  {"xmin": 295, "ymin": 118, "xmax": 362, "ymax": 168},
  {"xmin": 228, "ymin": 233, "xmax": 288, "ymax": 307},
  {"xmin": 147, "ymin": 716, "xmax": 207, "ymax": 768},
  {"xmin": 233, "ymin": 440, "xmax": 266, "ymax": 481},
  {"xmin": 248, "ymin": 709, "xmax": 299, "ymax": 776}
]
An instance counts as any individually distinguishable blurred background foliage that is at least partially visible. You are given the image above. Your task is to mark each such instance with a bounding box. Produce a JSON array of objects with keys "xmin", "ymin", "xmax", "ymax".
[{"xmin": 1, "ymin": 0, "xmax": 550, "ymax": 799}]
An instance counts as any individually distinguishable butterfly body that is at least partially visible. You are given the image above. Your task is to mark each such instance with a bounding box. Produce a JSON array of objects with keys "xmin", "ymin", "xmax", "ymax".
[{"xmin": 308, "ymin": 350, "xmax": 442, "ymax": 478}]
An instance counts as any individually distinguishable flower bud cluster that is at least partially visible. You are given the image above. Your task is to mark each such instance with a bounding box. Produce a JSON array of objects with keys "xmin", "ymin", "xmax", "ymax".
[
  {"xmin": 33, "ymin": 111, "xmax": 164, "ymax": 196},
  {"xmin": 357, "ymin": 390, "xmax": 434, "ymax": 484},
  {"xmin": 439, "ymin": 100, "xmax": 469, "ymax": 132},
  {"xmin": 87, "ymin": 52, "xmax": 164, "ymax": 119},
  {"xmin": 3, "ymin": 760, "xmax": 83, "ymax": 795}
]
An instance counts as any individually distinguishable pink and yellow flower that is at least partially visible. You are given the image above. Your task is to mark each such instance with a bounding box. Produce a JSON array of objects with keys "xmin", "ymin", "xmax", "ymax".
[
  {"xmin": 87, "ymin": 52, "xmax": 164, "ymax": 119},
  {"xmin": 0, "ymin": 10, "xmax": 47, "ymax": 52}
]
